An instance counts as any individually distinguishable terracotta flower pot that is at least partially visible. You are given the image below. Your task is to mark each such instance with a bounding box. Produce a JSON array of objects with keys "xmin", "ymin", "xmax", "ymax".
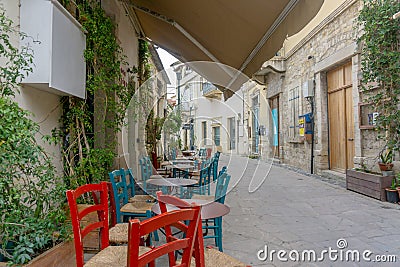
[{"xmin": 379, "ymin": 163, "xmax": 394, "ymax": 172}]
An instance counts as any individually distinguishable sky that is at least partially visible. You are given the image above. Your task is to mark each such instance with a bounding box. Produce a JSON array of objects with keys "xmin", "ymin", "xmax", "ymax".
[{"xmin": 156, "ymin": 47, "xmax": 179, "ymax": 97}]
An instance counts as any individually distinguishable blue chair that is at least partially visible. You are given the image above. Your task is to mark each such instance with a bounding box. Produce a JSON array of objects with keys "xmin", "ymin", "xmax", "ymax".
[
  {"xmin": 139, "ymin": 157, "xmax": 153, "ymax": 193},
  {"xmin": 211, "ymin": 151, "xmax": 221, "ymax": 182},
  {"xmin": 109, "ymin": 169, "xmax": 159, "ymax": 242},
  {"xmin": 122, "ymin": 168, "xmax": 154, "ymax": 203},
  {"xmin": 203, "ymin": 172, "xmax": 231, "ymax": 251},
  {"xmin": 192, "ymin": 169, "xmax": 230, "ymax": 251},
  {"xmin": 183, "ymin": 160, "xmax": 211, "ymax": 198},
  {"xmin": 199, "ymin": 148, "xmax": 207, "ymax": 160}
]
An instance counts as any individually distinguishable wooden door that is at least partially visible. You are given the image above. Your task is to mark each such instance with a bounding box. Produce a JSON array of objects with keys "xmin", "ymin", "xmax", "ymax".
[{"xmin": 327, "ymin": 62, "xmax": 354, "ymax": 172}]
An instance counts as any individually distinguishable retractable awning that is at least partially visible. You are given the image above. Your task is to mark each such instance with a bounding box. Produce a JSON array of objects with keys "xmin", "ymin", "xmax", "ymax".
[{"xmin": 123, "ymin": 0, "xmax": 324, "ymax": 98}]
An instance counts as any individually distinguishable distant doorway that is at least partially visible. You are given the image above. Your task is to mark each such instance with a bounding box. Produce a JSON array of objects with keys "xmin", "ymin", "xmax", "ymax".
[
  {"xmin": 269, "ymin": 96, "xmax": 279, "ymax": 158},
  {"xmin": 327, "ymin": 62, "xmax": 354, "ymax": 172}
]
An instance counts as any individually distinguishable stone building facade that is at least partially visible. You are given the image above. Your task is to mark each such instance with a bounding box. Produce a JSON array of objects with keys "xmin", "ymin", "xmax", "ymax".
[{"xmin": 256, "ymin": 0, "xmax": 388, "ymax": 175}]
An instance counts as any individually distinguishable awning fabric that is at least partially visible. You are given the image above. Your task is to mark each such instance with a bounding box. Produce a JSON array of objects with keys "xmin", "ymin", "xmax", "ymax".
[{"xmin": 124, "ymin": 0, "xmax": 324, "ymax": 98}]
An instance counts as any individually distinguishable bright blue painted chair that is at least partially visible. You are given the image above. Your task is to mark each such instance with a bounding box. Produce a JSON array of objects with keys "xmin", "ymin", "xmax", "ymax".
[
  {"xmin": 192, "ymin": 169, "xmax": 230, "ymax": 252},
  {"xmin": 183, "ymin": 159, "xmax": 211, "ymax": 198},
  {"xmin": 199, "ymin": 147, "xmax": 207, "ymax": 160},
  {"xmin": 204, "ymin": 172, "xmax": 231, "ymax": 251},
  {"xmin": 123, "ymin": 168, "xmax": 154, "ymax": 203},
  {"xmin": 139, "ymin": 157, "xmax": 153, "ymax": 193},
  {"xmin": 109, "ymin": 168, "xmax": 159, "ymax": 242}
]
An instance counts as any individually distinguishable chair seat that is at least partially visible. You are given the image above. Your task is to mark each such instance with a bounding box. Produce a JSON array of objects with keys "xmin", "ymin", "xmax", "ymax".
[
  {"xmin": 120, "ymin": 201, "xmax": 154, "ymax": 214},
  {"xmin": 84, "ymin": 245, "xmax": 150, "ymax": 267},
  {"xmin": 109, "ymin": 223, "xmax": 129, "ymax": 244},
  {"xmin": 128, "ymin": 195, "xmax": 155, "ymax": 203},
  {"xmin": 109, "ymin": 223, "xmax": 150, "ymax": 245},
  {"xmin": 192, "ymin": 194, "xmax": 214, "ymax": 201}
]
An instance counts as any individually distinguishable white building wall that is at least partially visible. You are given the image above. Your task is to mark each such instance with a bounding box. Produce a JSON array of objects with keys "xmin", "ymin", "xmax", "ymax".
[{"xmin": 2, "ymin": 0, "xmax": 63, "ymax": 174}]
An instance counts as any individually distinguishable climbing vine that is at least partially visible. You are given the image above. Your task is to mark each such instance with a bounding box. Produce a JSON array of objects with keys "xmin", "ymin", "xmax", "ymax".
[
  {"xmin": 358, "ymin": 0, "xmax": 400, "ymax": 151},
  {"xmin": 55, "ymin": 0, "xmax": 134, "ymax": 189}
]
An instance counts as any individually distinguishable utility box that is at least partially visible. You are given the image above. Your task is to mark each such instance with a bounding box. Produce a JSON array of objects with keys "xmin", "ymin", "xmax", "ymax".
[
  {"xmin": 20, "ymin": 0, "xmax": 86, "ymax": 98},
  {"xmin": 302, "ymin": 80, "xmax": 314, "ymax": 98}
]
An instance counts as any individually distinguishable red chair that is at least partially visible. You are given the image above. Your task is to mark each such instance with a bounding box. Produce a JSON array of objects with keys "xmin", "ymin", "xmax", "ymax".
[
  {"xmin": 157, "ymin": 191, "xmax": 250, "ymax": 267},
  {"xmin": 67, "ymin": 182, "xmax": 113, "ymax": 267},
  {"xmin": 67, "ymin": 182, "xmax": 203, "ymax": 267},
  {"xmin": 127, "ymin": 207, "xmax": 202, "ymax": 267},
  {"xmin": 157, "ymin": 191, "xmax": 205, "ymax": 267}
]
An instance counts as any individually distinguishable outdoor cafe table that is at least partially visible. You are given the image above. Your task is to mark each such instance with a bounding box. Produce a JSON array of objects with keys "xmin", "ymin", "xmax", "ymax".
[
  {"xmin": 147, "ymin": 178, "xmax": 197, "ymax": 195},
  {"xmin": 170, "ymin": 159, "xmax": 195, "ymax": 165},
  {"xmin": 151, "ymin": 199, "xmax": 230, "ymax": 220}
]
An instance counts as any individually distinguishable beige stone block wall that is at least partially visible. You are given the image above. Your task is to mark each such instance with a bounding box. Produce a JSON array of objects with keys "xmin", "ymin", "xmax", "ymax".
[{"xmin": 276, "ymin": 1, "xmax": 361, "ymax": 173}]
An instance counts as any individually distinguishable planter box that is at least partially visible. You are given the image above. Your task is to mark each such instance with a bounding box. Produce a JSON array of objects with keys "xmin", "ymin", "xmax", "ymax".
[
  {"xmin": 26, "ymin": 241, "xmax": 75, "ymax": 267},
  {"xmin": 346, "ymin": 169, "xmax": 394, "ymax": 201}
]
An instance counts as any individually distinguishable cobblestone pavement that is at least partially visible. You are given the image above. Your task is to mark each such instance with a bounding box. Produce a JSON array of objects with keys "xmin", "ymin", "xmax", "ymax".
[{"xmin": 219, "ymin": 155, "xmax": 400, "ymax": 267}]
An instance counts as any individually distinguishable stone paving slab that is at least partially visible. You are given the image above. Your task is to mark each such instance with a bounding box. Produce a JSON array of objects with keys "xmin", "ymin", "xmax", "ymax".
[{"xmin": 219, "ymin": 155, "xmax": 400, "ymax": 267}]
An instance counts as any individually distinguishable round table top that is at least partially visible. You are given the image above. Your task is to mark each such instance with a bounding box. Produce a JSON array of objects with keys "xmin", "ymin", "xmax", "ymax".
[
  {"xmin": 147, "ymin": 178, "xmax": 198, "ymax": 187},
  {"xmin": 151, "ymin": 199, "xmax": 230, "ymax": 220},
  {"xmin": 171, "ymin": 159, "xmax": 195, "ymax": 165},
  {"xmin": 172, "ymin": 164, "xmax": 195, "ymax": 170}
]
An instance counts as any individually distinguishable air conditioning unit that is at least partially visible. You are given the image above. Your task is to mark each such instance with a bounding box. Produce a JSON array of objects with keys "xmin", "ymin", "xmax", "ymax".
[{"xmin": 302, "ymin": 80, "xmax": 314, "ymax": 98}]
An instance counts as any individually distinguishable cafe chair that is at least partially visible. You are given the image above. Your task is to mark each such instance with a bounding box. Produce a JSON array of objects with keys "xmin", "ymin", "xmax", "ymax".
[
  {"xmin": 184, "ymin": 160, "xmax": 212, "ymax": 198},
  {"xmin": 128, "ymin": 207, "xmax": 202, "ymax": 267},
  {"xmin": 122, "ymin": 168, "xmax": 155, "ymax": 203},
  {"xmin": 157, "ymin": 191, "xmax": 250, "ymax": 266},
  {"xmin": 192, "ymin": 166, "xmax": 228, "ymax": 202},
  {"xmin": 192, "ymin": 171, "xmax": 231, "ymax": 251},
  {"xmin": 139, "ymin": 157, "xmax": 152, "ymax": 193},
  {"xmin": 66, "ymin": 182, "xmax": 151, "ymax": 267}
]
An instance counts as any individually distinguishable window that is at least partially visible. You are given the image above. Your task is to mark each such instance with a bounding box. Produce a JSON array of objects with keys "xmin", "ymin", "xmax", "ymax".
[
  {"xmin": 288, "ymin": 86, "xmax": 301, "ymax": 139},
  {"xmin": 228, "ymin": 117, "xmax": 236, "ymax": 150},
  {"xmin": 202, "ymin": 121, "xmax": 207, "ymax": 145},
  {"xmin": 213, "ymin": 126, "xmax": 220, "ymax": 146}
]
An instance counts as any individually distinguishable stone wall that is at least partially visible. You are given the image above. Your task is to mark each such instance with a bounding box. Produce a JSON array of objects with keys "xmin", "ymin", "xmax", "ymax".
[{"xmin": 267, "ymin": 0, "xmax": 361, "ymax": 173}]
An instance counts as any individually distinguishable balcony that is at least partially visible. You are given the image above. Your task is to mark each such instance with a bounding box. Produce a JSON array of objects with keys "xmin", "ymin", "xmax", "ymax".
[{"xmin": 202, "ymin": 82, "xmax": 222, "ymax": 99}]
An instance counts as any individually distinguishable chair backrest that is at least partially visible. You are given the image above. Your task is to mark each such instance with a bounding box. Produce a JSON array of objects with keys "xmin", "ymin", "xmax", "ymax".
[
  {"xmin": 127, "ymin": 207, "xmax": 202, "ymax": 267},
  {"xmin": 66, "ymin": 182, "xmax": 110, "ymax": 267},
  {"xmin": 156, "ymin": 191, "xmax": 205, "ymax": 267},
  {"xmin": 218, "ymin": 166, "xmax": 227, "ymax": 176},
  {"xmin": 215, "ymin": 172, "xmax": 231, "ymax": 204},
  {"xmin": 198, "ymin": 160, "xmax": 211, "ymax": 194},
  {"xmin": 171, "ymin": 148, "xmax": 177, "ymax": 160},
  {"xmin": 123, "ymin": 168, "xmax": 136, "ymax": 199},
  {"xmin": 212, "ymin": 152, "xmax": 220, "ymax": 181},
  {"xmin": 199, "ymin": 148, "xmax": 207, "ymax": 159},
  {"xmin": 109, "ymin": 169, "xmax": 129, "ymax": 223}
]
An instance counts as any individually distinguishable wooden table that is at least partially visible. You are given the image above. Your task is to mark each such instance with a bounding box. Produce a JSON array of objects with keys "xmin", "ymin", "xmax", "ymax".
[{"xmin": 151, "ymin": 199, "xmax": 230, "ymax": 220}]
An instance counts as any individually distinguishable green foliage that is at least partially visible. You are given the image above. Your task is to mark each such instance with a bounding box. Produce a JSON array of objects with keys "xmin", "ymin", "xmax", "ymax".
[
  {"xmin": 358, "ymin": 0, "xmax": 400, "ymax": 150},
  {"xmin": 0, "ymin": 7, "xmax": 67, "ymax": 264},
  {"xmin": 56, "ymin": 1, "xmax": 134, "ymax": 190},
  {"xmin": 390, "ymin": 177, "xmax": 397, "ymax": 190},
  {"xmin": 379, "ymin": 148, "xmax": 393, "ymax": 163},
  {"xmin": 0, "ymin": 7, "xmax": 33, "ymax": 97}
]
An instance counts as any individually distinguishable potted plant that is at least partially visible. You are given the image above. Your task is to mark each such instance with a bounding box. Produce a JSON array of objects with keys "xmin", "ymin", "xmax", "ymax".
[
  {"xmin": 378, "ymin": 148, "xmax": 394, "ymax": 172},
  {"xmin": 385, "ymin": 178, "xmax": 399, "ymax": 203}
]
